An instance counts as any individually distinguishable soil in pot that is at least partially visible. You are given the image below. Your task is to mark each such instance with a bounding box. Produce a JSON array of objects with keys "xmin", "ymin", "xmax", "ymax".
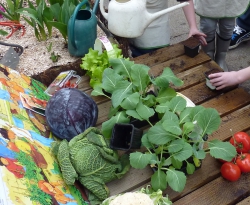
[{"xmin": 182, "ymin": 37, "xmax": 200, "ymax": 58}]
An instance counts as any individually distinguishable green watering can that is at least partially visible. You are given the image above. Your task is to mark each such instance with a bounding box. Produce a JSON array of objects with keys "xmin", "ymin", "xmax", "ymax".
[{"xmin": 68, "ymin": 0, "xmax": 100, "ymax": 57}]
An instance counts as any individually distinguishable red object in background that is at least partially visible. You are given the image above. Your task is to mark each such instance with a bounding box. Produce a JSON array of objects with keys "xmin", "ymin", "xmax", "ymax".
[
  {"xmin": 229, "ymin": 132, "xmax": 250, "ymax": 153},
  {"xmin": 0, "ymin": 21, "xmax": 26, "ymax": 38}
]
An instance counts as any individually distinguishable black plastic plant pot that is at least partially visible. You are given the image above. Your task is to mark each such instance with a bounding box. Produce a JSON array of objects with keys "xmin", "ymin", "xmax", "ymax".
[
  {"xmin": 110, "ymin": 123, "xmax": 143, "ymax": 151},
  {"xmin": 182, "ymin": 37, "xmax": 200, "ymax": 58}
]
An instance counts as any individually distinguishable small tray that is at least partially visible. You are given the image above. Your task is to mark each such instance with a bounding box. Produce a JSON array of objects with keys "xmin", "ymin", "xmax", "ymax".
[{"xmin": 44, "ymin": 70, "xmax": 81, "ymax": 96}]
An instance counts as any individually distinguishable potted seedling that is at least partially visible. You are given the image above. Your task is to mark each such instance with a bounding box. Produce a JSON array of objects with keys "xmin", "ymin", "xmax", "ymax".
[
  {"xmin": 182, "ymin": 36, "xmax": 200, "ymax": 58},
  {"xmin": 91, "ymin": 58, "xmax": 237, "ymax": 193}
]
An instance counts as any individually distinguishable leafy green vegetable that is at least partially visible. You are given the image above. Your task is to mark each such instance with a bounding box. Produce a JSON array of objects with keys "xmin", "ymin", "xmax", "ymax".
[
  {"xmin": 17, "ymin": 0, "xmax": 53, "ymax": 41},
  {"xmin": 0, "ymin": 0, "xmax": 23, "ymax": 22},
  {"xmin": 80, "ymin": 44, "xmax": 123, "ymax": 89},
  {"xmin": 93, "ymin": 57, "xmax": 237, "ymax": 193}
]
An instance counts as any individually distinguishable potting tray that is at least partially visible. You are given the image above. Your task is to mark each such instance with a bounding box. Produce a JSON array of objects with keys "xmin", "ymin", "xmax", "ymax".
[{"xmin": 76, "ymin": 40, "xmax": 250, "ymax": 204}]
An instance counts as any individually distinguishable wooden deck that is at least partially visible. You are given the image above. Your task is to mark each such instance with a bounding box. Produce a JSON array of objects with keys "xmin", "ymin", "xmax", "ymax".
[{"xmin": 78, "ymin": 42, "xmax": 250, "ymax": 205}]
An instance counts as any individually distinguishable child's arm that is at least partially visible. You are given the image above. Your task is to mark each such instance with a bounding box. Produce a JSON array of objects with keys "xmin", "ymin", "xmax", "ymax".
[
  {"xmin": 182, "ymin": 0, "xmax": 207, "ymax": 45},
  {"xmin": 209, "ymin": 66, "xmax": 250, "ymax": 90}
]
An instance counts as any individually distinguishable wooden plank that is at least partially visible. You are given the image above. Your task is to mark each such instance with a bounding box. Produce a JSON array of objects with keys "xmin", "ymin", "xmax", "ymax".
[
  {"xmin": 173, "ymin": 61, "xmax": 223, "ymax": 91},
  {"xmin": 201, "ymin": 88, "xmax": 250, "ymax": 117},
  {"xmin": 77, "ymin": 75, "xmax": 91, "ymax": 91},
  {"xmin": 149, "ymin": 51, "xmax": 211, "ymax": 77},
  {"xmin": 173, "ymin": 173, "xmax": 250, "ymax": 205},
  {"xmin": 96, "ymin": 101, "xmax": 112, "ymax": 126},
  {"xmin": 236, "ymin": 196, "xmax": 250, "ymax": 205},
  {"xmin": 133, "ymin": 43, "xmax": 185, "ymax": 66},
  {"xmin": 107, "ymin": 166, "xmax": 153, "ymax": 196},
  {"xmin": 180, "ymin": 83, "xmax": 225, "ymax": 105},
  {"xmin": 208, "ymin": 104, "xmax": 250, "ymax": 143}
]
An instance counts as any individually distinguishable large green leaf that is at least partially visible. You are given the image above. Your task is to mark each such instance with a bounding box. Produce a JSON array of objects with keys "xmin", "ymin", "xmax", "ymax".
[
  {"xmin": 179, "ymin": 107, "xmax": 193, "ymax": 124},
  {"xmin": 136, "ymin": 101, "xmax": 155, "ymax": 120},
  {"xmin": 166, "ymin": 169, "xmax": 186, "ymax": 192},
  {"xmin": 17, "ymin": 8, "xmax": 43, "ymax": 26},
  {"xmin": 151, "ymin": 170, "xmax": 168, "ymax": 191},
  {"xmin": 43, "ymin": 7, "xmax": 54, "ymax": 37},
  {"xmin": 49, "ymin": 3, "xmax": 61, "ymax": 21},
  {"xmin": 168, "ymin": 139, "xmax": 185, "ymax": 153},
  {"xmin": 196, "ymin": 108, "xmax": 221, "ymax": 135},
  {"xmin": 121, "ymin": 92, "xmax": 140, "ymax": 110},
  {"xmin": 169, "ymin": 96, "xmax": 187, "ymax": 113},
  {"xmin": 130, "ymin": 64, "xmax": 150, "ymax": 92},
  {"xmin": 130, "ymin": 152, "xmax": 152, "ymax": 169},
  {"xmin": 102, "ymin": 68, "xmax": 123, "ymax": 94},
  {"xmin": 110, "ymin": 58, "xmax": 134, "ymax": 79},
  {"xmin": 91, "ymin": 85, "xmax": 105, "ymax": 96},
  {"xmin": 172, "ymin": 143, "xmax": 193, "ymax": 161},
  {"xmin": 111, "ymin": 81, "xmax": 133, "ymax": 108},
  {"xmin": 126, "ymin": 110, "xmax": 143, "ymax": 120},
  {"xmin": 141, "ymin": 133, "xmax": 153, "ymax": 149},
  {"xmin": 161, "ymin": 110, "xmax": 179, "ymax": 123},
  {"xmin": 46, "ymin": 21, "xmax": 67, "ymax": 39},
  {"xmin": 155, "ymin": 67, "xmax": 183, "ymax": 87},
  {"xmin": 208, "ymin": 139, "xmax": 237, "ymax": 161},
  {"xmin": 156, "ymin": 87, "xmax": 176, "ymax": 103},
  {"xmin": 182, "ymin": 122, "xmax": 195, "ymax": 136},
  {"xmin": 155, "ymin": 101, "xmax": 170, "ymax": 113},
  {"xmin": 162, "ymin": 120, "xmax": 182, "ymax": 136},
  {"xmin": 148, "ymin": 124, "xmax": 176, "ymax": 145},
  {"xmin": 189, "ymin": 105, "xmax": 204, "ymax": 121}
]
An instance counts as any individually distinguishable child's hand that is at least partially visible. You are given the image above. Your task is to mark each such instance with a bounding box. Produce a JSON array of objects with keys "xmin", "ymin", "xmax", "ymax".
[
  {"xmin": 209, "ymin": 71, "xmax": 239, "ymax": 90},
  {"xmin": 188, "ymin": 28, "xmax": 207, "ymax": 46}
]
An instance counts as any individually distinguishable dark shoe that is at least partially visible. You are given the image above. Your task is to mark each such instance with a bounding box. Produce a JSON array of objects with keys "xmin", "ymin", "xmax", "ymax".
[{"xmin": 229, "ymin": 25, "xmax": 250, "ymax": 49}]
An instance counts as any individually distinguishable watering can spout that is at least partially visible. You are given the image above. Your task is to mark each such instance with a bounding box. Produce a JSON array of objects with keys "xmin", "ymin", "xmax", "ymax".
[
  {"xmin": 145, "ymin": 2, "xmax": 189, "ymax": 27},
  {"xmin": 99, "ymin": 0, "xmax": 189, "ymax": 38}
]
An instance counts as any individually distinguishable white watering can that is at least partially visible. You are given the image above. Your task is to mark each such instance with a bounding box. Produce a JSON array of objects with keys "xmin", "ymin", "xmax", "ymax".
[{"xmin": 99, "ymin": 0, "xmax": 189, "ymax": 38}]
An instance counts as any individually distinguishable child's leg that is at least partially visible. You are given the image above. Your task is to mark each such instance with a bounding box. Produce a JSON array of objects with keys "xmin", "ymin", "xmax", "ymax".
[
  {"xmin": 215, "ymin": 18, "xmax": 235, "ymax": 71},
  {"xmin": 200, "ymin": 17, "xmax": 218, "ymax": 60}
]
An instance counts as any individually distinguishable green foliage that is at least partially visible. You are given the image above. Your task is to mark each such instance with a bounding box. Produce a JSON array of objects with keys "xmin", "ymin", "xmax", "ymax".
[
  {"xmin": 50, "ymin": 51, "xmax": 61, "ymax": 62},
  {"xmin": 16, "ymin": 0, "xmax": 53, "ymax": 41},
  {"xmin": 0, "ymin": 0, "xmax": 23, "ymax": 22},
  {"xmin": 46, "ymin": 0, "xmax": 80, "ymax": 40},
  {"xmin": 92, "ymin": 57, "xmax": 237, "ymax": 193},
  {"xmin": 80, "ymin": 44, "xmax": 123, "ymax": 89},
  {"xmin": 0, "ymin": 29, "xmax": 8, "ymax": 36}
]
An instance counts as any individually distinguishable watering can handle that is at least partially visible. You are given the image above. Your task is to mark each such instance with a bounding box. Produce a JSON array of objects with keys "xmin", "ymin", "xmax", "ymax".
[
  {"xmin": 69, "ymin": 0, "xmax": 90, "ymax": 49},
  {"xmin": 99, "ymin": 0, "xmax": 108, "ymax": 20}
]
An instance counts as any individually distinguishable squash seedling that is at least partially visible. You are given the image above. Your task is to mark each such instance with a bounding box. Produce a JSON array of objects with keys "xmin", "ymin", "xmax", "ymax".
[{"xmin": 92, "ymin": 58, "xmax": 237, "ymax": 193}]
